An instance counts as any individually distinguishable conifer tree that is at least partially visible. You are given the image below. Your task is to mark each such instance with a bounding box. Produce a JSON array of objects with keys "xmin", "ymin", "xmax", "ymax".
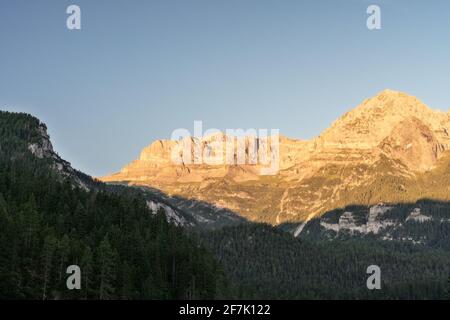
[
  {"xmin": 80, "ymin": 246, "xmax": 93, "ymax": 299},
  {"xmin": 41, "ymin": 234, "xmax": 57, "ymax": 300},
  {"xmin": 97, "ymin": 236, "xmax": 117, "ymax": 299}
]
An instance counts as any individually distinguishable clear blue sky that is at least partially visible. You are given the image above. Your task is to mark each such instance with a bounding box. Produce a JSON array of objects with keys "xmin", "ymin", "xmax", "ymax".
[{"xmin": 1, "ymin": 0, "xmax": 450, "ymax": 176}]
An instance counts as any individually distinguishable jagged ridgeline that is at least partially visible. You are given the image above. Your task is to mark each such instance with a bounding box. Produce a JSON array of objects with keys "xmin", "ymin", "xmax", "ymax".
[
  {"xmin": 101, "ymin": 90, "xmax": 450, "ymax": 225},
  {"xmin": 0, "ymin": 111, "xmax": 229, "ymax": 299}
]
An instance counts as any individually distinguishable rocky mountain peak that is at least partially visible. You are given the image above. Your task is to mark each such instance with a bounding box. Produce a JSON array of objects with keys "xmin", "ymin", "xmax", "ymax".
[
  {"xmin": 100, "ymin": 90, "xmax": 450, "ymax": 224},
  {"xmin": 361, "ymin": 89, "xmax": 430, "ymax": 114},
  {"xmin": 315, "ymin": 90, "xmax": 450, "ymax": 151}
]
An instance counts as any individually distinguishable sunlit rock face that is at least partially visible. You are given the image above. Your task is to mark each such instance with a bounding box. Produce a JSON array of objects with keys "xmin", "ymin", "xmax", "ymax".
[
  {"xmin": 100, "ymin": 90, "xmax": 450, "ymax": 224},
  {"xmin": 379, "ymin": 117, "xmax": 444, "ymax": 171},
  {"xmin": 315, "ymin": 89, "xmax": 450, "ymax": 151}
]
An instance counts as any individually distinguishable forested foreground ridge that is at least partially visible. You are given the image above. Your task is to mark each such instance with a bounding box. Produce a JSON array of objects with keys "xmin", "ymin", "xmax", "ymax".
[
  {"xmin": 200, "ymin": 224, "xmax": 450, "ymax": 299},
  {"xmin": 0, "ymin": 111, "xmax": 228, "ymax": 299}
]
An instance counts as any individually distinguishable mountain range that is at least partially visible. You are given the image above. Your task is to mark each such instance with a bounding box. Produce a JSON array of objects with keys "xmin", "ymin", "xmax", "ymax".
[
  {"xmin": 1, "ymin": 91, "xmax": 450, "ymax": 299},
  {"xmin": 100, "ymin": 89, "xmax": 450, "ymax": 226}
]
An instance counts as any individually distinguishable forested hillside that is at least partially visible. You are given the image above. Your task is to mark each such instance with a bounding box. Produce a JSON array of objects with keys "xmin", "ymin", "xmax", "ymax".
[
  {"xmin": 0, "ymin": 111, "xmax": 228, "ymax": 299},
  {"xmin": 292, "ymin": 201, "xmax": 450, "ymax": 249},
  {"xmin": 200, "ymin": 224, "xmax": 450, "ymax": 299}
]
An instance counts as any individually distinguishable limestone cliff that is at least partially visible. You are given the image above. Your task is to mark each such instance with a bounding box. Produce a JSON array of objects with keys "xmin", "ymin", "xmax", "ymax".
[{"xmin": 100, "ymin": 90, "xmax": 450, "ymax": 224}]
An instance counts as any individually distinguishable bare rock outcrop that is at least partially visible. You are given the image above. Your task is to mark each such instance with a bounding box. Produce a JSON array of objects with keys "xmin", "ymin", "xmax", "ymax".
[{"xmin": 100, "ymin": 90, "xmax": 450, "ymax": 224}]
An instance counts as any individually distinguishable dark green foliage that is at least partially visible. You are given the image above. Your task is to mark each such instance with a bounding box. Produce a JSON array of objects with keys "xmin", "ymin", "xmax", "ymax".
[
  {"xmin": 448, "ymin": 277, "xmax": 450, "ymax": 299},
  {"xmin": 0, "ymin": 111, "xmax": 227, "ymax": 299},
  {"xmin": 200, "ymin": 223, "xmax": 450, "ymax": 299}
]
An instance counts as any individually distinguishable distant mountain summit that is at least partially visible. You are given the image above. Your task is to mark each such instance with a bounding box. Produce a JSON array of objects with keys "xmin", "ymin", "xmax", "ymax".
[
  {"xmin": 100, "ymin": 90, "xmax": 450, "ymax": 224},
  {"xmin": 316, "ymin": 89, "xmax": 450, "ymax": 152}
]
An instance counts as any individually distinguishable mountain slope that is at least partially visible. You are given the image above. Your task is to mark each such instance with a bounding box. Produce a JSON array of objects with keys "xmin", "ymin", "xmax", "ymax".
[
  {"xmin": 200, "ymin": 223, "xmax": 450, "ymax": 299},
  {"xmin": 0, "ymin": 111, "xmax": 229, "ymax": 299},
  {"xmin": 100, "ymin": 90, "xmax": 450, "ymax": 224}
]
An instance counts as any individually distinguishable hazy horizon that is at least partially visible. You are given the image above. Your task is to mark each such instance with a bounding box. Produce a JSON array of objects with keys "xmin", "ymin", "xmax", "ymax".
[{"xmin": 2, "ymin": 0, "xmax": 450, "ymax": 176}]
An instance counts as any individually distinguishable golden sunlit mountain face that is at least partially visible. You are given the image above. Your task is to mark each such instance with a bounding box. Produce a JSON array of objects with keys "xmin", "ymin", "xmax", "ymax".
[{"xmin": 100, "ymin": 90, "xmax": 450, "ymax": 224}]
